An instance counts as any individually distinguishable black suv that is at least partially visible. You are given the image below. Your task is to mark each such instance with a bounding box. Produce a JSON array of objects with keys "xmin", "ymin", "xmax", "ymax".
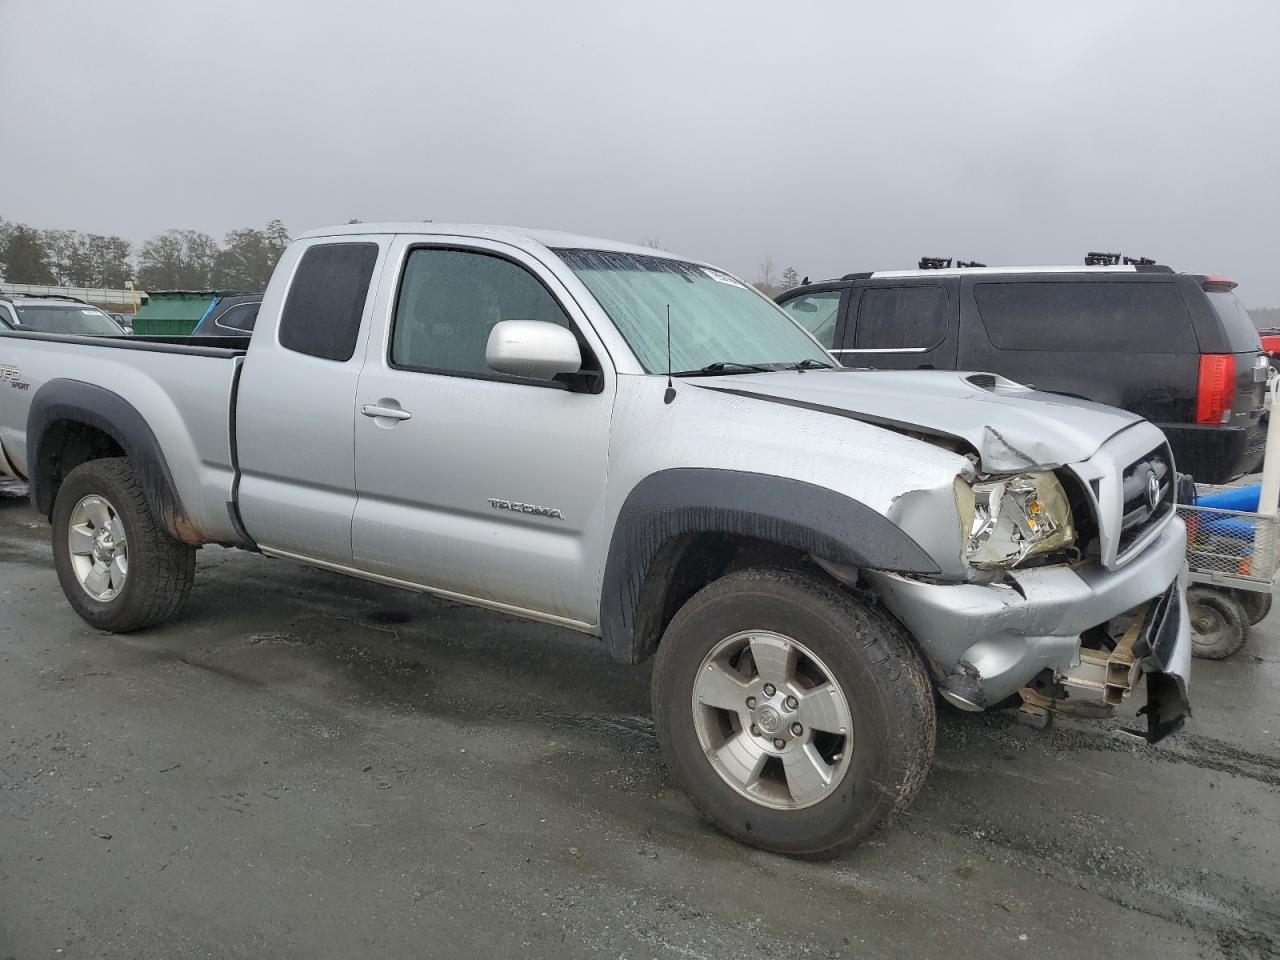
[{"xmin": 776, "ymin": 261, "xmax": 1266, "ymax": 484}]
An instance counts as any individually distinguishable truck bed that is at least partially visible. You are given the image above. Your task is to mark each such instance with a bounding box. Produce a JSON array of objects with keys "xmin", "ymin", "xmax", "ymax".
[{"xmin": 0, "ymin": 330, "xmax": 248, "ymax": 544}]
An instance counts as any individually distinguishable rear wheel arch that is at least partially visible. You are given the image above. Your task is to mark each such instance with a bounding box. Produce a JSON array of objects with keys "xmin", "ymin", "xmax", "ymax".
[
  {"xmin": 599, "ymin": 468, "xmax": 939, "ymax": 664},
  {"xmin": 27, "ymin": 380, "xmax": 197, "ymax": 543}
]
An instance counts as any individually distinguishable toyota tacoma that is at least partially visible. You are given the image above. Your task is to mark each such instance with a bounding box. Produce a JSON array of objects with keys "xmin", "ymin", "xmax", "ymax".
[{"xmin": 0, "ymin": 223, "xmax": 1191, "ymax": 856}]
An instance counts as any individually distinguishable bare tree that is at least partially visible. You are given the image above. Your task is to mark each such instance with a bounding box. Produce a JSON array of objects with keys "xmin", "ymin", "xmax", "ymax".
[
  {"xmin": 640, "ymin": 235, "xmax": 664, "ymax": 250},
  {"xmin": 137, "ymin": 229, "xmax": 219, "ymax": 289},
  {"xmin": 42, "ymin": 229, "xmax": 79, "ymax": 285},
  {"xmin": 753, "ymin": 257, "xmax": 780, "ymax": 296},
  {"xmin": 0, "ymin": 224, "xmax": 55, "ymax": 284},
  {"xmin": 212, "ymin": 220, "xmax": 291, "ymax": 290}
]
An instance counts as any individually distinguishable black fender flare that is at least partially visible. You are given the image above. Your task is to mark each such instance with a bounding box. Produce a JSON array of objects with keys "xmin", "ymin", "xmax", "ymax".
[
  {"xmin": 599, "ymin": 468, "xmax": 940, "ymax": 663},
  {"xmin": 27, "ymin": 379, "xmax": 196, "ymax": 542}
]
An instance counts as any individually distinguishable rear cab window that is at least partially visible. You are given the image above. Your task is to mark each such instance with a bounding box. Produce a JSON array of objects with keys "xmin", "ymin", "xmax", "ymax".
[
  {"xmin": 279, "ymin": 243, "xmax": 379, "ymax": 361},
  {"xmin": 972, "ymin": 280, "xmax": 1198, "ymax": 353}
]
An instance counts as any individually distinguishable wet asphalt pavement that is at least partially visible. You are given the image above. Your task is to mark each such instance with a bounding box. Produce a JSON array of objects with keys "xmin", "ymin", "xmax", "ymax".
[{"xmin": 1, "ymin": 480, "xmax": 1278, "ymax": 959}]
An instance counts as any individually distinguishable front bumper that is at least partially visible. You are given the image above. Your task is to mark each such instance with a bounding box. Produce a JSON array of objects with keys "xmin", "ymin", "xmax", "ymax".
[{"xmin": 865, "ymin": 518, "xmax": 1191, "ymax": 741}]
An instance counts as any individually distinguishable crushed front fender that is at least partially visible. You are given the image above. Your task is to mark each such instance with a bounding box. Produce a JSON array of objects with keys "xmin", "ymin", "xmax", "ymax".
[{"xmin": 1135, "ymin": 577, "xmax": 1192, "ymax": 743}]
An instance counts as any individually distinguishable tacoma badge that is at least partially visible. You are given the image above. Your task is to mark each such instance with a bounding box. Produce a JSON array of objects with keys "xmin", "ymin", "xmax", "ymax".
[{"xmin": 488, "ymin": 498, "xmax": 564, "ymax": 520}]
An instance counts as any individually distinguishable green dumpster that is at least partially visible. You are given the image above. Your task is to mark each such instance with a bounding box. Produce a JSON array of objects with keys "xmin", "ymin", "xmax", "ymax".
[{"xmin": 131, "ymin": 290, "xmax": 248, "ymax": 337}]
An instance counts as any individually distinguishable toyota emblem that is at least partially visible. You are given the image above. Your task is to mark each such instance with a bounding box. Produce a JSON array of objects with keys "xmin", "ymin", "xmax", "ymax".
[{"xmin": 1146, "ymin": 472, "xmax": 1160, "ymax": 510}]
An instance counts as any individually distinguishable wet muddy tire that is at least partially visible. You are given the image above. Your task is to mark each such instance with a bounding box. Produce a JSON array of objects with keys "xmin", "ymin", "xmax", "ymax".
[
  {"xmin": 1235, "ymin": 589, "xmax": 1272, "ymax": 627},
  {"xmin": 52, "ymin": 458, "xmax": 196, "ymax": 633},
  {"xmin": 651, "ymin": 567, "xmax": 935, "ymax": 858},
  {"xmin": 1187, "ymin": 586, "xmax": 1247, "ymax": 660}
]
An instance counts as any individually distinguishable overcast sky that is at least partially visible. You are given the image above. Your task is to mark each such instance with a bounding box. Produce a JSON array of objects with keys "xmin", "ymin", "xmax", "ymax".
[{"xmin": 2, "ymin": 0, "xmax": 1278, "ymax": 304}]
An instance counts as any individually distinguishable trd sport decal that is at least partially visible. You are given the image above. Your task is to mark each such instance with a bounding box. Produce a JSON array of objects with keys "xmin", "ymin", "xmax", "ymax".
[{"xmin": 0, "ymin": 366, "xmax": 28, "ymax": 391}]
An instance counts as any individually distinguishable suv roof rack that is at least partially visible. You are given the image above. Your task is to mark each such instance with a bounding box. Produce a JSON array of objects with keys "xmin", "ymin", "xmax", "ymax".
[
  {"xmin": 1084, "ymin": 252, "xmax": 1173, "ymax": 273},
  {"xmin": 828, "ymin": 259, "xmax": 1182, "ymax": 284},
  {"xmin": 918, "ymin": 257, "xmax": 987, "ymax": 270},
  {"xmin": 0, "ymin": 290, "xmax": 88, "ymax": 304}
]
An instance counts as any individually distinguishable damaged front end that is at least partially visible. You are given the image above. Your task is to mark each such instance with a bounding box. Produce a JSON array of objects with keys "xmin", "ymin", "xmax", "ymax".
[
  {"xmin": 864, "ymin": 510, "xmax": 1193, "ymax": 745},
  {"xmin": 860, "ymin": 414, "xmax": 1191, "ymax": 744},
  {"xmin": 1016, "ymin": 580, "xmax": 1191, "ymax": 743}
]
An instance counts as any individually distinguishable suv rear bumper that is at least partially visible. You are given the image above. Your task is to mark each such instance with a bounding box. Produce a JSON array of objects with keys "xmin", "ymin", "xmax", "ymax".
[
  {"xmin": 865, "ymin": 518, "xmax": 1190, "ymax": 741},
  {"xmin": 1159, "ymin": 422, "xmax": 1264, "ymax": 484}
]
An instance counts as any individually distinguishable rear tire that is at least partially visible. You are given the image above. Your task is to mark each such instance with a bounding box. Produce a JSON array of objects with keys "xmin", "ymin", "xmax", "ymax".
[
  {"xmin": 1187, "ymin": 586, "xmax": 1248, "ymax": 660},
  {"xmin": 52, "ymin": 458, "xmax": 196, "ymax": 632},
  {"xmin": 651, "ymin": 567, "xmax": 935, "ymax": 857}
]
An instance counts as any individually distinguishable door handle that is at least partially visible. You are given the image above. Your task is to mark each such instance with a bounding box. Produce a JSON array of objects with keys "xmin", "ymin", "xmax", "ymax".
[{"xmin": 361, "ymin": 403, "xmax": 412, "ymax": 421}]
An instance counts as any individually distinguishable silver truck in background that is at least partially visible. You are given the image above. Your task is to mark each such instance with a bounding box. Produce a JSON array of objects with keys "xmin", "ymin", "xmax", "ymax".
[{"xmin": 0, "ymin": 224, "xmax": 1191, "ymax": 856}]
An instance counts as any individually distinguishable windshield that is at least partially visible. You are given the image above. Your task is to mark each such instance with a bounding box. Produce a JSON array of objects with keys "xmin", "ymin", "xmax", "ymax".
[
  {"xmin": 13, "ymin": 304, "xmax": 123, "ymax": 336},
  {"xmin": 555, "ymin": 249, "xmax": 832, "ymax": 374},
  {"xmin": 1205, "ymin": 290, "xmax": 1263, "ymax": 353}
]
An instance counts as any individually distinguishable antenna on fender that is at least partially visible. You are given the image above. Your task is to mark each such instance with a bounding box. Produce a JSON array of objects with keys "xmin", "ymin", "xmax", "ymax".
[{"xmin": 664, "ymin": 304, "xmax": 676, "ymax": 404}]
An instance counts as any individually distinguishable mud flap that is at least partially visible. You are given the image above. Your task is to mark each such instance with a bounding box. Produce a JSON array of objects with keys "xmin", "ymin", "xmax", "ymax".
[{"xmin": 1136, "ymin": 581, "xmax": 1191, "ymax": 743}]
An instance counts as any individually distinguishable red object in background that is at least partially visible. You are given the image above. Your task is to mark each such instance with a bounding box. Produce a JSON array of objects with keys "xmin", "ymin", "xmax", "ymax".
[{"xmin": 1260, "ymin": 334, "xmax": 1280, "ymax": 354}]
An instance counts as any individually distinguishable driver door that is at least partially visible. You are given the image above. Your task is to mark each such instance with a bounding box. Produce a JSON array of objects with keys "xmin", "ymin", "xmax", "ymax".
[{"xmin": 350, "ymin": 237, "xmax": 615, "ymax": 627}]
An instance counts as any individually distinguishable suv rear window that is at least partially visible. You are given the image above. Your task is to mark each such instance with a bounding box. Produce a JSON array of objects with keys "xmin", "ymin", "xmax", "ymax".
[
  {"xmin": 279, "ymin": 243, "xmax": 378, "ymax": 361},
  {"xmin": 973, "ymin": 281, "xmax": 1198, "ymax": 354},
  {"xmin": 1205, "ymin": 291, "xmax": 1262, "ymax": 353},
  {"xmin": 855, "ymin": 286, "xmax": 947, "ymax": 349},
  {"xmin": 216, "ymin": 303, "xmax": 260, "ymax": 333}
]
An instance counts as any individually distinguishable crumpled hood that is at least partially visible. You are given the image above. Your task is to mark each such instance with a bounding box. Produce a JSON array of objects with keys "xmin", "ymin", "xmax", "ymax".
[{"xmin": 688, "ymin": 369, "xmax": 1143, "ymax": 473}]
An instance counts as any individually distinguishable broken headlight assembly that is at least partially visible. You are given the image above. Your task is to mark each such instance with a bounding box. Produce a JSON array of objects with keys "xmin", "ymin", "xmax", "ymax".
[{"xmin": 955, "ymin": 472, "xmax": 1075, "ymax": 569}]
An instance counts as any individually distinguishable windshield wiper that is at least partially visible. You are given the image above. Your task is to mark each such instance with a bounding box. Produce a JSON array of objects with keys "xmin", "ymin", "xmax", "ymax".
[
  {"xmin": 784, "ymin": 358, "xmax": 837, "ymax": 371},
  {"xmin": 673, "ymin": 361, "xmax": 774, "ymax": 377}
]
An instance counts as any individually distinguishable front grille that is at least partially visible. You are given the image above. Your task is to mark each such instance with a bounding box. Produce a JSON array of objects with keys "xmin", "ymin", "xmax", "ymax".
[{"xmin": 1118, "ymin": 444, "xmax": 1174, "ymax": 554}]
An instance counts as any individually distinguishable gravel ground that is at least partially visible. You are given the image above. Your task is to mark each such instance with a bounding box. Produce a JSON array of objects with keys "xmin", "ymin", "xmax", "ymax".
[{"xmin": 1, "ymin": 482, "xmax": 1278, "ymax": 959}]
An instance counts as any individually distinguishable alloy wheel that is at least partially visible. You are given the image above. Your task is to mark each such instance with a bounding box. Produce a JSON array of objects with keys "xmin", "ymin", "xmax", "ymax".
[
  {"xmin": 691, "ymin": 630, "xmax": 853, "ymax": 810},
  {"xmin": 67, "ymin": 494, "xmax": 129, "ymax": 602}
]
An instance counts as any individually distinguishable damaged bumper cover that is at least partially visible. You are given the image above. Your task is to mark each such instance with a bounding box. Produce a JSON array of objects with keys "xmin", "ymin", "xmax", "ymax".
[{"xmin": 865, "ymin": 517, "xmax": 1191, "ymax": 743}]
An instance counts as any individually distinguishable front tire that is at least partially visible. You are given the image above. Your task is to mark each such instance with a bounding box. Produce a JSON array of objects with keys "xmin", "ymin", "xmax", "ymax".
[
  {"xmin": 52, "ymin": 458, "xmax": 196, "ymax": 632},
  {"xmin": 651, "ymin": 567, "xmax": 935, "ymax": 857}
]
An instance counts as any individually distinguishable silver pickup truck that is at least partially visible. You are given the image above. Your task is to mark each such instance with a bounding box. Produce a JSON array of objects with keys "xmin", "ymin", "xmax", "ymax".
[{"xmin": 0, "ymin": 223, "xmax": 1190, "ymax": 856}]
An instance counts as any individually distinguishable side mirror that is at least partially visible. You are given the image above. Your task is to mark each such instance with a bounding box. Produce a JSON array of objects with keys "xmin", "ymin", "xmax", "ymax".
[{"xmin": 486, "ymin": 320, "xmax": 582, "ymax": 380}]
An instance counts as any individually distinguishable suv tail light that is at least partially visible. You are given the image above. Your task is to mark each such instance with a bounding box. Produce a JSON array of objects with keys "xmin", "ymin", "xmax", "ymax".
[{"xmin": 1195, "ymin": 354, "xmax": 1235, "ymax": 424}]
